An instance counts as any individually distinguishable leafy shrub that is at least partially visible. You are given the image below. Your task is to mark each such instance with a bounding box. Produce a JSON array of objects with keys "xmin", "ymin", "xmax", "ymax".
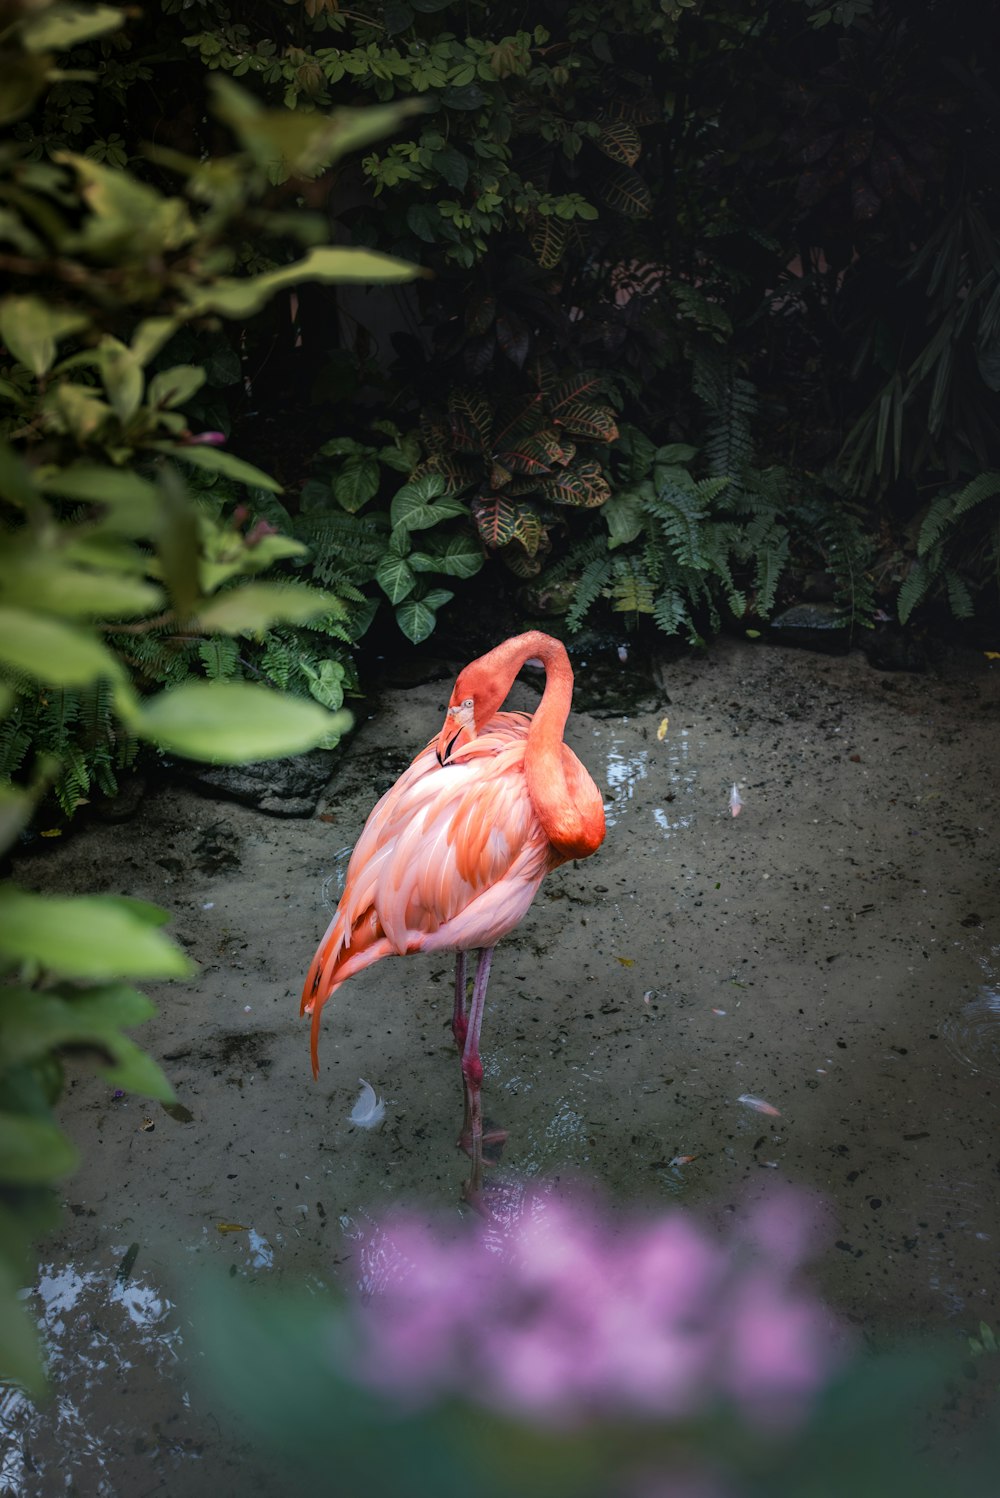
[{"xmin": 0, "ymin": 0, "xmax": 423, "ymax": 1387}]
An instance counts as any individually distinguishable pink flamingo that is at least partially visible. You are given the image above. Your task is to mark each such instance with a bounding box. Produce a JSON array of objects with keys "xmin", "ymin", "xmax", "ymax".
[{"xmin": 301, "ymin": 631, "xmax": 606, "ymax": 1198}]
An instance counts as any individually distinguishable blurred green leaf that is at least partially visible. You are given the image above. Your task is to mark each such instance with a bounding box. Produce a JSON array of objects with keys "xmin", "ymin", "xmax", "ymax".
[
  {"xmin": 133, "ymin": 680, "xmax": 350, "ymax": 761},
  {"xmin": 0, "ymin": 985, "xmax": 174, "ymax": 1101},
  {"xmin": 160, "ymin": 443, "xmax": 282, "ymax": 493},
  {"xmin": 19, "ymin": 3, "xmax": 125, "ymax": 52},
  {"xmin": 0, "ymin": 1113, "xmax": 78, "ymax": 1184},
  {"xmin": 0, "ymin": 885, "xmax": 194, "ymax": 980},
  {"xmin": 0, "ymin": 297, "xmax": 87, "ymax": 377},
  {"xmin": 188, "ymin": 245, "xmax": 423, "ymax": 321},
  {"xmin": 0, "ymin": 607, "xmax": 124, "ymax": 686},
  {"xmin": 196, "ymin": 582, "xmax": 341, "ymax": 635},
  {"xmin": 36, "ymin": 464, "xmax": 160, "ymax": 536},
  {"xmin": 0, "ymin": 546, "xmax": 163, "ymax": 618},
  {"xmin": 148, "ymin": 365, "xmax": 207, "ymax": 410}
]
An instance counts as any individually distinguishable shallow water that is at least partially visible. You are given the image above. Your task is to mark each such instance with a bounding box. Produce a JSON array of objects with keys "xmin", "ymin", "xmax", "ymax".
[{"xmin": 6, "ymin": 638, "xmax": 1000, "ymax": 1492}]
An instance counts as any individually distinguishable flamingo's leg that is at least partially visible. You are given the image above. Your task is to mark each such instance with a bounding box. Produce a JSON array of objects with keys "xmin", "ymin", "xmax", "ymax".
[
  {"xmin": 453, "ymin": 950, "xmax": 473, "ymax": 1141},
  {"xmin": 452, "ymin": 950, "xmax": 468, "ymax": 1053},
  {"xmin": 460, "ymin": 945, "xmax": 509, "ymax": 1198}
]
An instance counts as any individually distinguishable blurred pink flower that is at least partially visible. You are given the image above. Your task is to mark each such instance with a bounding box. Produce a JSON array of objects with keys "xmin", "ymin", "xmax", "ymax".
[
  {"xmin": 182, "ymin": 430, "xmax": 227, "ymax": 445},
  {"xmin": 341, "ymin": 1185, "xmax": 845, "ymax": 1433}
]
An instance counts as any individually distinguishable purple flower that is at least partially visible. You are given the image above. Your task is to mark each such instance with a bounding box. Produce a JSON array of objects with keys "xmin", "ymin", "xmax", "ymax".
[
  {"xmin": 182, "ymin": 430, "xmax": 227, "ymax": 446},
  {"xmin": 338, "ymin": 1184, "xmax": 846, "ymax": 1433}
]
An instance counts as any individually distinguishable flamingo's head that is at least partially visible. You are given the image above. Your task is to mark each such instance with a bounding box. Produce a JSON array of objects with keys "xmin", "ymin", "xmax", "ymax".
[{"xmin": 435, "ymin": 655, "xmax": 509, "ymax": 764}]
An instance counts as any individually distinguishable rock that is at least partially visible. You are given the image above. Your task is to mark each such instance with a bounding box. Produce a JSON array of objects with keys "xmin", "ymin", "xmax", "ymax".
[
  {"xmin": 177, "ymin": 749, "xmax": 337, "ymax": 817},
  {"xmin": 766, "ymin": 603, "xmax": 851, "ymax": 654}
]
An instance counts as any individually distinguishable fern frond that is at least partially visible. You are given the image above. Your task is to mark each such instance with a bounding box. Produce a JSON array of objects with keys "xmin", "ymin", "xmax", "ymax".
[{"xmin": 566, "ymin": 554, "xmax": 612, "ymax": 630}]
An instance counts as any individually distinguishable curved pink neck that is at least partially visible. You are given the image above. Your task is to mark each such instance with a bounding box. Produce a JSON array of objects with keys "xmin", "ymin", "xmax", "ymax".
[{"xmin": 483, "ymin": 632, "xmax": 587, "ymax": 855}]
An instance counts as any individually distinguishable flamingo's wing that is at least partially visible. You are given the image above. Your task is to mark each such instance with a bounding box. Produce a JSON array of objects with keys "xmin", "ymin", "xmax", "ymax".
[{"xmin": 303, "ymin": 715, "xmax": 549, "ymax": 1025}]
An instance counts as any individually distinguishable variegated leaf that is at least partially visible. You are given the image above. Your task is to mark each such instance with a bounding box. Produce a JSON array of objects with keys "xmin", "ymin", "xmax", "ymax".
[
  {"xmin": 448, "ymin": 389, "xmax": 492, "ymax": 454},
  {"xmin": 490, "ymin": 460, "xmax": 514, "ymax": 490},
  {"xmin": 596, "ymin": 164, "xmax": 652, "ymax": 218},
  {"xmin": 471, "ymin": 495, "xmax": 517, "ymax": 548},
  {"xmin": 419, "ymin": 411, "xmax": 451, "ymax": 456},
  {"xmin": 553, "ymin": 401, "xmax": 619, "ymax": 442},
  {"xmin": 548, "ymin": 371, "xmax": 605, "ymax": 414},
  {"xmin": 511, "ymin": 502, "xmax": 544, "ymax": 557},
  {"xmin": 492, "ymin": 392, "xmax": 544, "ymax": 449},
  {"xmin": 496, "ymin": 431, "xmax": 561, "ymax": 476},
  {"xmin": 412, "ymin": 454, "xmax": 479, "ymax": 494},
  {"xmin": 527, "ymin": 214, "xmax": 569, "ymax": 270},
  {"xmin": 538, "ymin": 461, "xmax": 611, "ymax": 508},
  {"xmin": 595, "ymin": 120, "xmax": 642, "ymax": 168}
]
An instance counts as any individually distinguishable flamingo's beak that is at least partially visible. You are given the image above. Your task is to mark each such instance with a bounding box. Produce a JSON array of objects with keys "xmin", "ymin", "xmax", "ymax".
[{"xmin": 435, "ymin": 701, "xmax": 474, "ymax": 764}]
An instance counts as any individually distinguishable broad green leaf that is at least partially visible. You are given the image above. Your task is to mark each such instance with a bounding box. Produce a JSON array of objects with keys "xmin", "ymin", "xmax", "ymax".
[
  {"xmin": 299, "ymin": 658, "xmax": 345, "ymax": 712},
  {"xmin": 20, "ymin": 3, "xmax": 124, "ymax": 52},
  {"xmin": 97, "ymin": 335, "xmax": 143, "ymax": 421},
  {"xmin": 131, "ymin": 317, "xmax": 180, "ymax": 367},
  {"xmin": 0, "ymin": 1257, "xmax": 45, "ymax": 1393},
  {"xmin": 655, "ymin": 443, "xmax": 698, "ymax": 465},
  {"xmin": 134, "ymin": 680, "xmax": 350, "ymax": 762},
  {"xmin": 196, "ymin": 583, "xmax": 340, "ymax": 635},
  {"xmin": 36, "ymin": 464, "xmax": 160, "ymax": 536},
  {"xmin": 0, "ymin": 1114, "xmax": 77, "ymax": 1184},
  {"xmin": 409, "ymin": 534, "xmax": 483, "ymax": 578},
  {"xmin": 0, "ymin": 607, "xmax": 123, "ymax": 686},
  {"xmin": 0, "ymin": 297, "xmax": 87, "ymax": 377},
  {"xmin": 0, "ymin": 53, "xmax": 49, "ymax": 127},
  {"xmin": 396, "ymin": 596, "xmax": 445, "ymax": 643},
  {"xmin": 0, "ymin": 440, "xmax": 39, "ymax": 508},
  {"xmin": 375, "ymin": 553, "xmax": 416, "ymax": 604},
  {"xmin": 0, "ymin": 550, "xmax": 163, "ymax": 619},
  {"xmin": 390, "ymin": 477, "xmax": 467, "ymax": 532},
  {"xmin": 42, "ymin": 382, "xmax": 110, "ymax": 441},
  {"xmin": 159, "ymin": 442, "xmax": 282, "ymax": 493},
  {"xmin": 148, "ymin": 364, "xmax": 206, "ymax": 410},
  {"xmin": 211, "ymin": 77, "xmax": 424, "ymax": 175},
  {"xmin": 602, "ymin": 489, "xmax": 646, "ymax": 549},
  {"xmin": 0, "ymin": 885, "xmax": 194, "ymax": 980},
  {"xmin": 188, "ymin": 246, "xmax": 423, "ymax": 320},
  {"xmin": 152, "ymin": 465, "xmax": 200, "ymax": 618},
  {"xmin": 0, "ymin": 985, "xmax": 174, "ymax": 1101},
  {"xmin": 334, "ymin": 454, "xmax": 380, "ymax": 512},
  {"xmin": 56, "ymin": 152, "xmax": 196, "ymax": 257}
]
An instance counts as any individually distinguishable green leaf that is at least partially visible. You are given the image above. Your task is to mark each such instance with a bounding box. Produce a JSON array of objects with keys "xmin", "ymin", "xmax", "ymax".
[
  {"xmin": 603, "ymin": 489, "xmax": 646, "ymax": 548},
  {"xmin": 410, "ymin": 534, "xmax": 483, "ymax": 578},
  {"xmin": 0, "ymin": 550, "xmax": 163, "ymax": 619},
  {"xmin": 375, "ymin": 552, "xmax": 417, "ymax": 603},
  {"xmin": 0, "ymin": 885, "xmax": 193, "ymax": 980},
  {"xmin": 19, "ymin": 3, "xmax": 124, "ymax": 52},
  {"xmin": 159, "ymin": 443, "xmax": 282, "ymax": 493},
  {"xmin": 434, "ymin": 147, "xmax": 469, "ymax": 191},
  {"xmin": 188, "ymin": 246, "xmax": 422, "ymax": 321},
  {"xmin": 133, "ymin": 680, "xmax": 350, "ymax": 762},
  {"xmin": 210, "ymin": 77, "xmax": 424, "ymax": 176},
  {"xmin": 334, "ymin": 454, "xmax": 380, "ymax": 512},
  {"xmin": 0, "ymin": 985, "xmax": 174, "ymax": 1101},
  {"xmin": 148, "ymin": 365, "xmax": 207, "ymax": 410},
  {"xmin": 0, "ymin": 607, "xmax": 123, "ymax": 687},
  {"xmin": 0, "ymin": 53, "xmax": 49, "ymax": 127},
  {"xmin": 196, "ymin": 583, "xmax": 340, "ymax": 635},
  {"xmin": 97, "ymin": 335, "xmax": 144, "ymax": 421},
  {"xmin": 36, "ymin": 464, "xmax": 160, "ymax": 534},
  {"xmin": 0, "ymin": 297, "xmax": 87, "ymax": 377},
  {"xmin": 396, "ymin": 594, "xmax": 449, "ymax": 643},
  {"xmin": 390, "ymin": 475, "xmax": 467, "ymax": 531},
  {"xmin": 0, "ymin": 1114, "xmax": 77, "ymax": 1184}
]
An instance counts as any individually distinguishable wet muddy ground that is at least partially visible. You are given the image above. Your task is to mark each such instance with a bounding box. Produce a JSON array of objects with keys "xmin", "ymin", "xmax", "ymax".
[{"xmin": 4, "ymin": 635, "xmax": 1000, "ymax": 1495}]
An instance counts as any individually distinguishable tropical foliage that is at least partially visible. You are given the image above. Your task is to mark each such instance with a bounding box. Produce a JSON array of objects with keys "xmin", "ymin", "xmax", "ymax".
[{"xmin": 0, "ymin": 0, "xmax": 426, "ymax": 1387}]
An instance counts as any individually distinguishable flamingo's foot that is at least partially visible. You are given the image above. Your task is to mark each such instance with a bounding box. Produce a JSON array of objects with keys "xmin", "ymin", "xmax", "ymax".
[{"xmin": 457, "ymin": 1118, "xmax": 508, "ymax": 1168}]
